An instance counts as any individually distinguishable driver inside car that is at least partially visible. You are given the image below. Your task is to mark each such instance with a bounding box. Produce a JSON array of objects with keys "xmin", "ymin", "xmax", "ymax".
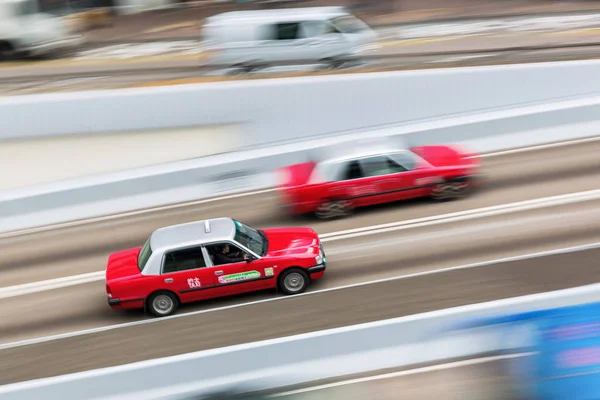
[{"xmin": 213, "ymin": 244, "xmax": 248, "ymax": 265}]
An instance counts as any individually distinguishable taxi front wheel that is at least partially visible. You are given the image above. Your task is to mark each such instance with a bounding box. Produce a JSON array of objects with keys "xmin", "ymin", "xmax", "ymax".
[{"xmin": 279, "ymin": 269, "xmax": 310, "ymax": 295}]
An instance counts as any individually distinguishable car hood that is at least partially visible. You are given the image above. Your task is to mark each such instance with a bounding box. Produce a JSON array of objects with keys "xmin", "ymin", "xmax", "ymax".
[
  {"xmin": 263, "ymin": 227, "xmax": 320, "ymax": 257},
  {"xmin": 410, "ymin": 145, "xmax": 477, "ymax": 168},
  {"xmin": 106, "ymin": 247, "xmax": 141, "ymax": 281}
]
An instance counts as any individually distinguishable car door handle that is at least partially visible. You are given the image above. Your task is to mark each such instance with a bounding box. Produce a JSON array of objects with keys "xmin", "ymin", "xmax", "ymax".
[
  {"xmin": 165, "ymin": 278, "xmax": 173, "ymax": 283},
  {"xmin": 215, "ymin": 270, "xmax": 224, "ymax": 275}
]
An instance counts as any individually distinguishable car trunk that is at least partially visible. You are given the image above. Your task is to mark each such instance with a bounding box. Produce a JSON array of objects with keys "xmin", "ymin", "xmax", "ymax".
[{"xmin": 105, "ymin": 247, "xmax": 142, "ymax": 281}]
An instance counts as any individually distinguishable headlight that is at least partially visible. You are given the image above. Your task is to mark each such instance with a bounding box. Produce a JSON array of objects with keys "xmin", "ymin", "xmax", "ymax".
[{"xmin": 315, "ymin": 246, "xmax": 324, "ymax": 265}]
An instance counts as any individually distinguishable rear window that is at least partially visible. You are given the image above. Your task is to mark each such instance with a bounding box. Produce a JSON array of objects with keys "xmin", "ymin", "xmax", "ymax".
[
  {"xmin": 330, "ymin": 16, "xmax": 369, "ymax": 33},
  {"xmin": 138, "ymin": 238, "xmax": 153, "ymax": 272}
]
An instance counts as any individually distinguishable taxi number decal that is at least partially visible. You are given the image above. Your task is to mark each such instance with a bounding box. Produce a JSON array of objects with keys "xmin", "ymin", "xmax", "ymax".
[
  {"xmin": 264, "ymin": 267, "xmax": 274, "ymax": 276},
  {"xmin": 187, "ymin": 277, "xmax": 201, "ymax": 288}
]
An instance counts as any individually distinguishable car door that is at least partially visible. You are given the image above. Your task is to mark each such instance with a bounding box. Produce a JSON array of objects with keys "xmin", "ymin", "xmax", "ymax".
[
  {"xmin": 356, "ymin": 155, "xmax": 412, "ymax": 205},
  {"xmin": 160, "ymin": 245, "xmax": 218, "ymax": 304},
  {"xmin": 324, "ymin": 159, "xmax": 381, "ymax": 208},
  {"xmin": 388, "ymin": 150, "xmax": 439, "ymax": 198},
  {"xmin": 261, "ymin": 21, "xmax": 313, "ymax": 64},
  {"xmin": 301, "ymin": 20, "xmax": 347, "ymax": 60},
  {"xmin": 204, "ymin": 241, "xmax": 271, "ymax": 297}
]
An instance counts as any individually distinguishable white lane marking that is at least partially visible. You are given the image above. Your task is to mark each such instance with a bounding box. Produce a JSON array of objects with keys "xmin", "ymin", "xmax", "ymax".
[
  {"xmin": 1, "ymin": 240, "xmax": 599, "ymax": 350},
  {"xmin": 0, "ymin": 272, "xmax": 104, "ymax": 300},
  {"xmin": 426, "ymin": 54, "xmax": 498, "ymax": 64},
  {"xmin": 2, "ymin": 188, "xmax": 600, "ymax": 298},
  {"xmin": 399, "ymin": 13, "xmax": 600, "ymax": 39},
  {"xmin": 320, "ymin": 188, "xmax": 600, "ymax": 241},
  {"xmin": 74, "ymin": 41, "xmax": 201, "ymax": 60},
  {"xmin": 1, "ymin": 136, "xmax": 596, "ymax": 240},
  {"xmin": 270, "ymin": 353, "xmax": 532, "ymax": 397}
]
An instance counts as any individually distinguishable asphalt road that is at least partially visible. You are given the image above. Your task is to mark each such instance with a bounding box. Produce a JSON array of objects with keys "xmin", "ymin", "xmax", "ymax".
[
  {"xmin": 0, "ymin": 139, "xmax": 600, "ymax": 385},
  {"xmin": 4, "ymin": 29, "xmax": 600, "ymax": 94},
  {"xmin": 271, "ymin": 355, "xmax": 525, "ymax": 399}
]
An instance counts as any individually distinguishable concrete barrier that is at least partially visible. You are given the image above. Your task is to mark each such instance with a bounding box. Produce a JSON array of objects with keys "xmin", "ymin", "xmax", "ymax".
[
  {"xmin": 5, "ymin": 60, "xmax": 600, "ymax": 146},
  {"xmin": 2, "ymin": 275, "xmax": 600, "ymax": 400},
  {"xmin": 2, "ymin": 91, "xmax": 600, "ymax": 234},
  {"xmin": 0, "ymin": 124, "xmax": 241, "ymax": 191}
]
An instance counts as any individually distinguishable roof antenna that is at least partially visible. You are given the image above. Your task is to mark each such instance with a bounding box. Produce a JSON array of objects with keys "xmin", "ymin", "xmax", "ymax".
[{"xmin": 204, "ymin": 220, "xmax": 211, "ymax": 233}]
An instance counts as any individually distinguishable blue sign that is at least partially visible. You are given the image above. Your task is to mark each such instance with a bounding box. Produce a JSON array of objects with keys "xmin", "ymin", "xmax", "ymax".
[{"xmin": 452, "ymin": 301, "xmax": 600, "ymax": 400}]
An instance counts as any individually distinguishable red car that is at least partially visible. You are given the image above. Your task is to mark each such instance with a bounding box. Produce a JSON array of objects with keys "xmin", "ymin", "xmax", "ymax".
[
  {"xmin": 277, "ymin": 144, "xmax": 482, "ymax": 219},
  {"xmin": 105, "ymin": 218, "xmax": 326, "ymax": 317}
]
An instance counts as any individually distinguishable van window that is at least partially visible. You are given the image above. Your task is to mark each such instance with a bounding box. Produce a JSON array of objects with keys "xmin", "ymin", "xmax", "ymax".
[
  {"xmin": 273, "ymin": 22, "xmax": 302, "ymax": 40},
  {"xmin": 302, "ymin": 20, "xmax": 339, "ymax": 37},
  {"xmin": 330, "ymin": 16, "xmax": 369, "ymax": 33}
]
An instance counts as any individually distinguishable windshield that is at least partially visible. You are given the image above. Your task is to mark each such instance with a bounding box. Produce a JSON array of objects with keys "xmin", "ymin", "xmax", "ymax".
[
  {"xmin": 138, "ymin": 238, "xmax": 153, "ymax": 272},
  {"xmin": 330, "ymin": 16, "xmax": 369, "ymax": 34},
  {"xmin": 15, "ymin": 0, "xmax": 38, "ymax": 16},
  {"xmin": 233, "ymin": 220, "xmax": 267, "ymax": 256}
]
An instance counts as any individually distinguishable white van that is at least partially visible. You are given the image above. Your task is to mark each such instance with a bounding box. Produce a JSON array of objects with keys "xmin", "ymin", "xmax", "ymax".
[
  {"xmin": 0, "ymin": 0, "xmax": 84, "ymax": 60},
  {"xmin": 201, "ymin": 7, "xmax": 379, "ymax": 72}
]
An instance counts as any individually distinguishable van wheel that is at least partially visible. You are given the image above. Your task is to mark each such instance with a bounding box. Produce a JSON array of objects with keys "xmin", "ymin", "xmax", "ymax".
[
  {"xmin": 0, "ymin": 41, "xmax": 17, "ymax": 61},
  {"xmin": 319, "ymin": 58, "xmax": 346, "ymax": 70}
]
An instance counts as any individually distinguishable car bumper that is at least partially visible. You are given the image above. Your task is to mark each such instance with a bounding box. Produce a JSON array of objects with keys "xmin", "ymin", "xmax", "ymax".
[
  {"xmin": 307, "ymin": 264, "xmax": 326, "ymax": 275},
  {"xmin": 108, "ymin": 297, "xmax": 144, "ymax": 309}
]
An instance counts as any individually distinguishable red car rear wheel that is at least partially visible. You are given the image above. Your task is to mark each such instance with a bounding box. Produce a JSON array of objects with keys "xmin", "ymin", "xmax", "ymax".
[{"xmin": 315, "ymin": 199, "xmax": 353, "ymax": 219}]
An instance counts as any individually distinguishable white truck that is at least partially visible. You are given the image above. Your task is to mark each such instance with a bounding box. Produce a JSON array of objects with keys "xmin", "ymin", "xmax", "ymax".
[
  {"xmin": 0, "ymin": 0, "xmax": 83, "ymax": 60},
  {"xmin": 201, "ymin": 6, "xmax": 379, "ymax": 73}
]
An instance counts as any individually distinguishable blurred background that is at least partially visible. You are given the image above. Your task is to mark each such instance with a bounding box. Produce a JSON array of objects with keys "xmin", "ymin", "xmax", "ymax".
[
  {"xmin": 7, "ymin": 0, "xmax": 600, "ymax": 92},
  {"xmin": 2, "ymin": 1, "xmax": 600, "ymax": 400}
]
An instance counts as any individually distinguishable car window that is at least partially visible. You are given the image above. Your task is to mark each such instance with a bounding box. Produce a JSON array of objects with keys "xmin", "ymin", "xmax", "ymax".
[
  {"xmin": 302, "ymin": 20, "xmax": 339, "ymax": 37},
  {"xmin": 233, "ymin": 220, "xmax": 265, "ymax": 255},
  {"xmin": 330, "ymin": 15, "xmax": 369, "ymax": 33},
  {"xmin": 389, "ymin": 152, "xmax": 417, "ymax": 171},
  {"xmin": 205, "ymin": 242, "xmax": 248, "ymax": 266},
  {"xmin": 271, "ymin": 22, "xmax": 303, "ymax": 40},
  {"xmin": 360, "ymin": 156, "xmax": 407, "ymax": 177},
  {"xmin": 162, "ymin": 246, "xmax": 207, "ymax": 274},
  {"xmin": 339, "ymin": 160, "xmax": 364, "ymax": 181}
]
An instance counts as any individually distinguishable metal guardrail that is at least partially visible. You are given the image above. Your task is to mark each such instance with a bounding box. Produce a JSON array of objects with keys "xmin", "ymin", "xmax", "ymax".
[{"xmin": 2, "ymin": 273, "xmax": 600, "ymax": 399}]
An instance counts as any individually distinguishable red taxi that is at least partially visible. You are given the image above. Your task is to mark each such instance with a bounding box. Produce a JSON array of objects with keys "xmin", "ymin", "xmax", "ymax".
[
  {"xmin": 276, "ymin": 144, "xmax": 482, "ymax": 219},
  {"xmin": 105, "ymin": 218, "xmax": 326, "ymax": 317}
]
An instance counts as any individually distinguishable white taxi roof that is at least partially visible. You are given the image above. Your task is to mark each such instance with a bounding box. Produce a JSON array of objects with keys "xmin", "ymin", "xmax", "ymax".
[{"xmin": 150, "ymin": 217, "xmax": 236, "ymax": 251}]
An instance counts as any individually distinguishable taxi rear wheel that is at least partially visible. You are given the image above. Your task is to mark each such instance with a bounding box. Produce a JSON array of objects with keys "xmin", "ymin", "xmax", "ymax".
[
  {"xmin": 147, "ymin": 291, "xmax": 179, "ymax": 317},
  {"xmin": 431, "ymin": 179, "xmax": 471, "ymax": 201},
  {"xmin": 315, "ymin": 199, "xmax": 353, "ymax": 219},
  {"xmin": 279, "ymin": 269, "xmax": 310, "ymax": 295}
]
